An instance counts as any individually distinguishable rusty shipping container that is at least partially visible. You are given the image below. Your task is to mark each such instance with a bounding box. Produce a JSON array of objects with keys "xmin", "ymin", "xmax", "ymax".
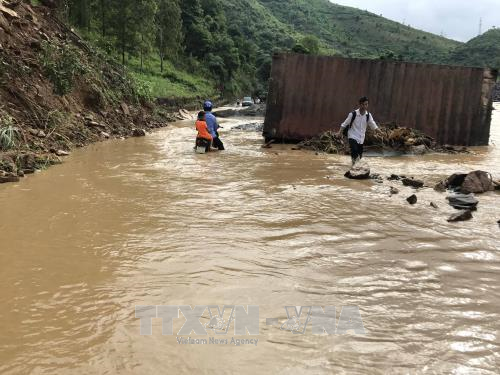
[{"xmin": 263, "ymin": 54, "xmax": 498, "ymax": 146}]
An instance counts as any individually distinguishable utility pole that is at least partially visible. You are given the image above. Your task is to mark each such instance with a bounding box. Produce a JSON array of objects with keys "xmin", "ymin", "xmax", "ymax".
[{"xmin": 479, "ymin": 17, "xmax": 482, "ymax": 36}]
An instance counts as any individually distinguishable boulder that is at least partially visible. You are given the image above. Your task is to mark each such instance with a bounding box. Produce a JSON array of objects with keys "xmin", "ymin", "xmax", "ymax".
[
  {"xmin": 460, "ymin": 170, "xmax": 493, "ymax": 194},
  {"xmin": 448, "ymin": 210, "xmax": 473, "ymax": 222},
  {"xmin": 132, "ymin": 128, "xmax": 146, "ymax": 137},
  {"xmin": 344, "ymin": 162, "xmax": 370, "ymax": 180},
  {"xmin": 436, "ymin": 171, "xmax": 494, "ymax": 194},
  {"xmin": 430, "ymin": 202, "xmax": 439, "ymax": 209},
  {"xmin": 406, "ymin": 194, "xmax": 417, "ymax": 205},
  {"xmin": 446, "ymin": 193, "xmax": 478, "ymax": 210},
  {"xmin": 402, "ymin": 178, "xmax": 424, "ymax": 188},
  {"xmin": 446, "ymin": 173, "xmax": 467, "ymax": 188}
]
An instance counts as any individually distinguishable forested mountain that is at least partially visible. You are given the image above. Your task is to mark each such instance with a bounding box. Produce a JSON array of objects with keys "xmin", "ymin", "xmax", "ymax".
[
  {"xmin": 41, "ymin": 0, "xmax": 498, "ymax": 100},
  {"xmin": 446, "ymin": 29, "xmax": 500, "ymax": 70},
  {"xmin": 253, "ymin": 0, "xmax": 460, "ymax": 61}
]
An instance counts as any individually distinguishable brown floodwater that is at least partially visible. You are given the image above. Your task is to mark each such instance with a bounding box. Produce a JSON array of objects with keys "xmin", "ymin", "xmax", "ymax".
[{"xmin": 1, "ymin": 105, "xmax": 499, "ymax": 374}]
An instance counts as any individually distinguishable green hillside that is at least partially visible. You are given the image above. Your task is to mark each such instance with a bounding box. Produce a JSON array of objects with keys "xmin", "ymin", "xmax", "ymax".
[
  {"xmin": 222, "ymin": 0, "xmax": 461, "ymax": 62},
  {"xmin": 446, "ymin": 29, "xmax": 500, "ymax": 70},
  {"xmin": 32, "ymin": 0, "xmax": 498, "ymax": 101}
]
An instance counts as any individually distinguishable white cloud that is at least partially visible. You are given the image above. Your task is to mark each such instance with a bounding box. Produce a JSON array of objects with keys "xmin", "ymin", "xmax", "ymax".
[{"xmin": 330, "ymin": 0, "xmax": 499, "ymax": 41}]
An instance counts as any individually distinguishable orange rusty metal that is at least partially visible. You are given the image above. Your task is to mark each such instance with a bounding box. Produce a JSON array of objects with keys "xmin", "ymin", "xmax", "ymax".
[{"xmin": 263, "ymin": 54, "xmax": 498, "ymax": 146}]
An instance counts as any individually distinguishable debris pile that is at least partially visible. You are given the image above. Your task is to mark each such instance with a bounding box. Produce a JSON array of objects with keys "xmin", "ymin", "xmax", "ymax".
[
  {"xmin": 364, "ymin": 124, "xmax": 434, "ymax": 152},
  {"xmin": 294, "ymin": 125, "xmax": 469, "ymax": 155},
  {"xmin": 295, "ymin": 124, "xmax": 467, "ymax": 155},
  {"xmin": 296, "ymin": 131, "xmax": 346, "ymax": 154}
]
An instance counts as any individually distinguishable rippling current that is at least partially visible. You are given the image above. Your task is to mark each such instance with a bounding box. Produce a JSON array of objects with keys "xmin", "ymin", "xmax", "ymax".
[{"xmin": 1, "ymin": 104, "xmax": 499, "ymax": 374}]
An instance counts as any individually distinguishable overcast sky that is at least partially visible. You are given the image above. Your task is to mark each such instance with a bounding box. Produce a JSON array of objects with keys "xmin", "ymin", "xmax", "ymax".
[{"xmin": 331, "ymin": 0, "xmax": 498, "ymax": 42}]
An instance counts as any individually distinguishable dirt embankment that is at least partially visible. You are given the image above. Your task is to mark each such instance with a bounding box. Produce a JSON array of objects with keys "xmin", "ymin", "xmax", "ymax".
[{"xmin": 0, "ymin": 1, "xmax": 186, "ymax": 183}]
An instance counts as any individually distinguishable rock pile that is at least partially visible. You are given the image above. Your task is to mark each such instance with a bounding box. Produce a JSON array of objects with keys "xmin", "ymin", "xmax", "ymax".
[{"xmin": 434, "ymin": 171, "xmax": 495, "ymax": 194}]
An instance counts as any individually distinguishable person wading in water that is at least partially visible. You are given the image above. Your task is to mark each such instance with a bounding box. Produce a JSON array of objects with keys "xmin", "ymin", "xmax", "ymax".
[
  {"xmin": 204, "ymin": 100, "xmax": 225, "ymax": 151},
  {"xmin": 337, "ymin": 96, "xmax": 381, "ymax": 165}
]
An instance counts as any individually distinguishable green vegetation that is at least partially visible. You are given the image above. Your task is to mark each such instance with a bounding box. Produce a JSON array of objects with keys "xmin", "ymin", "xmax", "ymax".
[
  {"xmin": 40, "ymin": 41, "xmax": 88, "ymax": 95},
  {"xmin": 254, "ymin": 0, "xmax": 459, "ymax": 61},
  {"xmin": 0, "ymin": 113, "xmax": 19, "ymax": 151},
  {"xmin": 44, "ymin": 0, "xmax": 497, "ymax": 101},
  {"xmin": 446, "ymin": 29, "xmax": 500, "ymax": 71}
]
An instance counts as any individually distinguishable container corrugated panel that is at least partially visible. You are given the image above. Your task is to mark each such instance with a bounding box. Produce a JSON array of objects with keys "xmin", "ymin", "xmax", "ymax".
[{"xmin": 263, "ymin": 54, "xmax": 498, "ymax": 146}]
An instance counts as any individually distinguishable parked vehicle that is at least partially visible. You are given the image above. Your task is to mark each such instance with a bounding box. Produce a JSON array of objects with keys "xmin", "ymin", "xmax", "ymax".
[{"xmin": 242, "ymin": 96, "xmax": 253, "ymax": 106}]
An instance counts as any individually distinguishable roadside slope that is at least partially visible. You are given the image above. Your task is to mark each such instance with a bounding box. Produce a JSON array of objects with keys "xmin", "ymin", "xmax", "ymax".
[{"xmin": 0, "ymin": 1, "xmax": 170, "ymax": 181}]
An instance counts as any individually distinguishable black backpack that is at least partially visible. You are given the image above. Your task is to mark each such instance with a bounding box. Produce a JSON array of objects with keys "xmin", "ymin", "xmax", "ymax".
[{"xmin": 343, "ymin": 111, "xmax": 370, "ymax": 137}]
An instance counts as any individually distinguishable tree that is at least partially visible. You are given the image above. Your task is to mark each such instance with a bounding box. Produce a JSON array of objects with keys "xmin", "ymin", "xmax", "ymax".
[
  {"xmin": 180, "ymin": 0, "xmax": 213, "ymax": 58},
  {"xmin": 133, "ymin": 0, "xmax": 157, "ymax": 72},
  {"xmin": 301, "ymin": 35, "xmax": 320, "ymax": 55},
  {"xmin": 156, "ymin": 0, "xmax": 183, "ymax": 72}
]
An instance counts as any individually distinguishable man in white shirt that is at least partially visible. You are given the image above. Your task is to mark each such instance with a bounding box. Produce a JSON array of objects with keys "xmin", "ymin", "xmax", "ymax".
[{"xmin": 337, "ymin": 96, "xmax": 380, "ymax": 164}]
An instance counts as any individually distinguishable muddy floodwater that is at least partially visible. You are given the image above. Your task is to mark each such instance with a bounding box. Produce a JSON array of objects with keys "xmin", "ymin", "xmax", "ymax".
[{"xmin": 1, "ymin": 105, "xmax": 500, "ymax": 374}]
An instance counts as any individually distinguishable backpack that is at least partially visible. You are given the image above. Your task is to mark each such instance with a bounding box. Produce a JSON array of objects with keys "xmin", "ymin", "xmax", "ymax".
[{"xmin": 343, "ymin": 111, "xmax": 370, "ymax": 137}]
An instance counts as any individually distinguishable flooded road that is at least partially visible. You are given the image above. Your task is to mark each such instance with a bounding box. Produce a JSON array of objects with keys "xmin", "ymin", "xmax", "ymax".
[{"xmin": 1, "ymin": 104, "xmax": 499, "ymax": 374}]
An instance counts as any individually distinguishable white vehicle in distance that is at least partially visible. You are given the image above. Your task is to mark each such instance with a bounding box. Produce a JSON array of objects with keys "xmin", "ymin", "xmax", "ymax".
[{"xmin": 242, "ymin": 96, "xmax": 253, "ymax": 106}]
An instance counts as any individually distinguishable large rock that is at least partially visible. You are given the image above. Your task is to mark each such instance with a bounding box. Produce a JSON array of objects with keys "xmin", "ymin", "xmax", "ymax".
[
  {"xmin": 402, "ymin": 178, "xmax": 424, "ymax": 188},
  {"xmin": 461, "ymin": 170, "xmax": 493, "ymax": 194},
  {"xmin": 436, "ymin": 171, "xmax": 493, "ymax": 194},
  {"xmin": 448, "ymin": 210, "xmax": 473, "ymax": 222},
  {"xmin": 446, "ymin": 193, "xmax": 479, "ymax": 210},
  {"xmin": 344, "ymin": 162, "xmax": 370, "ymax": 180},
  {"xmin": 446, "ymin": 173, "xmax": 467, "ymax": 188},
  {"xmin": 406, "ymin": 194, "xmax": 417, "ymax": 204},
  {"xmin": 132, "ymin": 128, "xmax": 146, "ymax": 137}
]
